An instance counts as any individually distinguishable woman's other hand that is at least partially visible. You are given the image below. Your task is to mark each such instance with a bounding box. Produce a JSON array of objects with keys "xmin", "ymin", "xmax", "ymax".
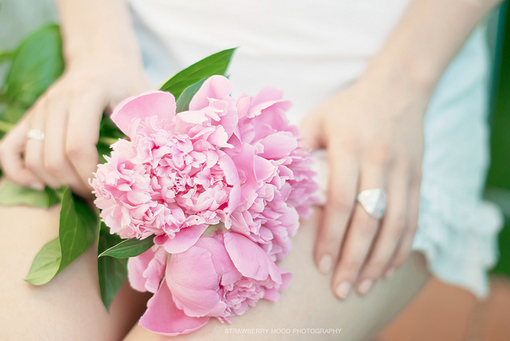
[
  {"xmin": 300, "ymin": 72, "xmax": 427, "ymax": 300},
  {"xmin": 0, "ymin": 53, "xmax": 150, "ymax": 197}
]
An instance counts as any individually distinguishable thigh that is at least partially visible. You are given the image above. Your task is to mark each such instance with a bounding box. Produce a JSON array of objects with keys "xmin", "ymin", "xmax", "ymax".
[
  {"xmin": 0, "ymin": 198, "xmax": 149, "ymax": 341},
  {"xmin": 124, "ymin": 207, "xmax": 430, "ymax": 341}
]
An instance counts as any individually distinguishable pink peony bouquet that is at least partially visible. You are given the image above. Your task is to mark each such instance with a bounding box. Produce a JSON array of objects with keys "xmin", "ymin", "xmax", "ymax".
[{"xmin": 91, "ymin": 64, "xmax": 316, "ymax": 334}]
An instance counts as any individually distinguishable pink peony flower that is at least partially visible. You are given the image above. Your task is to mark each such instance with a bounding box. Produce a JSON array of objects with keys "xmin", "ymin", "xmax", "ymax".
[
  {"xmin": 92, "ymin": 75, "xmax": 316, "ymax": 257},
  {"xmin": 224, "ymin": 87, "xmax": 317, "ymax": 260},
  {"xmin": 135, "ymin": 232, "xmax": 291, "ymax": 336},
  {"xmin": 92, "ymin": 74, "xmax": 318, "ymax": 336},
  {"xmin": 91, "ymin": 77, "xmax": 242, "ymax": 252}
]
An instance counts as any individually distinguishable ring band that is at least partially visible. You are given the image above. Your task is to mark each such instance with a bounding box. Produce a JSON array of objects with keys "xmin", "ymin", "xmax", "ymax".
[
  {"xmin": 357, "ymin": 188, "xmax": 387, "ymax": 219},
  {"xmin": 27, "ymin": 129, "xmax": 45, "ymax": 141}
]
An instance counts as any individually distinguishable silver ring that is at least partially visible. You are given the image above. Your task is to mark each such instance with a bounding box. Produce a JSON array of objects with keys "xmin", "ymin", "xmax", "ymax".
[
  {"xmin": 357, "ymin": 188, "xmax": 387, "ymax": 219},
  {"xmin": 27, "ymin": 129, "xmax": 45, "ymax": 141}
]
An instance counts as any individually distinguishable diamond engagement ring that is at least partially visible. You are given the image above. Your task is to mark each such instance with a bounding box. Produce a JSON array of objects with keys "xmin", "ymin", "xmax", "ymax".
[
  {"xmin": 26, "ymin": 129, "xmax": 45, "ymax": 141},
  {"xmin": 357, "ymin": 188, "xmax": 387, "ymax": 219}
]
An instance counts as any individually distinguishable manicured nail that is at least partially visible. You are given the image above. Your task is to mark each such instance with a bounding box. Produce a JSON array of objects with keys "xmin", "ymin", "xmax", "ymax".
[
  {"xmin": 30, "ymin": 183, "xmax": 44, "ymax": 191},
  {"xmin": 318, "ymin": 255, "xmax": 332, "ymax": 273},
  {"xmin": 385, "ymin": 268, "xmax": 396, "ymax": 279},
  {"xmin": 335, "ymin": 281, "xmax": 351, "ymax": 299},
  {"xmin": 357, "ymin": 279, "xmax": 373, "ymax": 295}
]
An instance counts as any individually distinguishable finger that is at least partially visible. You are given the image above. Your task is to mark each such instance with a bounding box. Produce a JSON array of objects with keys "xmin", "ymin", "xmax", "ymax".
[
  {"xmin": 24, "ymin": 102, "xmax": 61, "ymax": 189},
  {"xmin": 314, "ymin": 145, "xmax": 359, "ymax": 275},
  {"xmin": 298, "ymin": 111, "xmax": 324, "ymax": 149},
  {"xmin": 384, "ymin": 167, "xmax": 422, "ymax": 278},
  {"xmin": 356, "ymin": 162, "xmax": 411, "ymax": 294},
  {"xmin": 332, "ymin": 161, "xmax": 385, "ymax": 300},
  {"xmin": 43, "ymin": 96, "xmax": 89, "ymax": 195},
  {"xmin": 66, "ymin": 92, "xmax": 104, "ymax": 197},
  {"xmin": 0, "ymin": 116, "xmax": 44, "ymax": 189}
]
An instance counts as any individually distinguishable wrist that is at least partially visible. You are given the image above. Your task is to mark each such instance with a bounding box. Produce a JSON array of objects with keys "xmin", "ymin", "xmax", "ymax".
[
  {"xmin": 352, "ymin": 59, "xmax": 432, "ymax": 120},
  {"xmin": 362, "ymin": 54, "xmax": 438, "ymax": 100},
  {"xmin": 63, "ymin": 36, "xmax": 143, "ymax": 70}
]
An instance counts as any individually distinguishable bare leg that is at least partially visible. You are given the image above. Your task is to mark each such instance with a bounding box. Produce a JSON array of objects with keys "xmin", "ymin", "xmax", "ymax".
[
  {"xmin": 0, "ymin": 201, "xmax": 149, "ymax": 341},
  {"xmin": 125, "ymin": 207, "xmax": 430, "ymax": 341}
]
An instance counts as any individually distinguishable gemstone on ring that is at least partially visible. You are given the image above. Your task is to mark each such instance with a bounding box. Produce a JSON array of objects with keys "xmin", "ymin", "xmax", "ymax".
[
  {"xmin": 357, "ymin": 188, "xmax": 387, "ymax": 219},
  {"xmin": 26, "ymin": 129, "xmax": 45, "ymax": 141}
]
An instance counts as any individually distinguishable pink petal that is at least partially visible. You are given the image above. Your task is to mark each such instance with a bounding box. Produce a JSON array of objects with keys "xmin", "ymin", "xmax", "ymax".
[
  {"xmin": 263, "ymin": 288, "xmax": 280, "ymax": 302},
  {"xmin": 156, "ymin": 224, "xmax": 209, "ymax": 253},
  {"xmin": 111, "ymin": 90, "xmax": 176, "ymax": 137},
  {"xmin": 166, "ymin": 246, "xmax": 226, "ymax": 317},
  {"xmin": 196, "ymin": 235, "xmax": 242, "ymax": 285},
  {"xmin": 139, "ymin": 280, "xmax": 210, "ymax": 336},
  {"xmin": 247, "ymin": 87, "xmax": 292, "ymax": 118},
  {"xmin": 189, "ymin": 75, "xmax": 232, "ymax": 111},
  {"xmin": 224, "ymin": 233, "xmax": 283, "ymax": 284},
  {"xmin": 127, "ymin": 246, "xmax": 167, "ymax": 293},
  {"xmin": 260, "ymin": 133, "xmax": 298, "ymax": 159}
]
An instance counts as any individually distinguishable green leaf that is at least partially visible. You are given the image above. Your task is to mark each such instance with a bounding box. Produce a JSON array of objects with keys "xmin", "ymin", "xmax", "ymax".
[
  {"xmin": 99, "ymin": 236, "xmax": 154, "ymax": 259},
  {"xmin": 24, "ymin": 238, "xmax": 61, "ymax": 285},
  {"xmin": 160, "ymin": 48, "xmax": 236, "ymax": 99},
  {"xmin": 0, "ymin": 179, "xmax": 61, "ymax": 208},
  {"xmin": 175, "ymin": 78, "xmax": 207, "ymax": 113},
  {"xmin": 25, "ymin": 187, "xmax": 99, "ymax": 285},
  {"xmin": 97, "ymin": 223, "xmax": 128, "ymax": 310},
  {"xmin": 4, "ymin": 25, "xmax": 64, "ymax": 109}
]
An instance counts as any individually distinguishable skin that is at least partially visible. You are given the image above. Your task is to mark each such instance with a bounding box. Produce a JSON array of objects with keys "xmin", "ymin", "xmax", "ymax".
[{"xmin": 0, "ymin": 0, "xmax": 503, "ymax": 339}]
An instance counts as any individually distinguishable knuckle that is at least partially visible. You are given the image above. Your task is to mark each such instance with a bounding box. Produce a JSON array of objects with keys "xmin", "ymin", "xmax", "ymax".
[
  {"xmin": 341, "ymin": 259, "xmax": 362, "ymax": 274},
  {"xmin": 366, "ymin": 141, "xmax": 393, "ymax": 167},
  {"xmin": 394, "ymin": 157, "xmax": 412, "ymax": 174},
  {"xmin": 45, "ymin": 158, "xmax": 65, "ymax": 176},
  {"xmin": 365, "ymin": 260, "xmax": 386, "ymax": 274},
  {"xmin": 332, "ymin": 135, "xmax": 360, "ymax": 156},
  {"xmin": 66, "ymin": 142, "xmax": 85, "ymax": 160}
]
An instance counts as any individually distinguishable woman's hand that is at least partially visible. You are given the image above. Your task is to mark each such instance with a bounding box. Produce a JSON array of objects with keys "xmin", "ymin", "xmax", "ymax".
[
  {"xmin": 0, "ymin": 53, "xmax": 150, "ymax": 197},
  {"xmin": 300, "ymin": 73, "xmax": 427, "ymax": 300}
]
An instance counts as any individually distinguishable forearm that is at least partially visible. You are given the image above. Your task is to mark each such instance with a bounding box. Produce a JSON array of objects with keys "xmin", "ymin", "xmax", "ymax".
[
  {"xmin": 364, "ymin": 0, "xmax": 503, "ymax": 99},
  {"xmin": 55, "ymin": 0, "xmax": 142, "ymax": 66}
]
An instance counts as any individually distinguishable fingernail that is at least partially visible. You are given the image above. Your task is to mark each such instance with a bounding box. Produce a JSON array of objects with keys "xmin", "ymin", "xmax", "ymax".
[
  {"xmin": 318, "ymin": 255, "xmax": 332, "ymax": 273},
  {"xmin": 357, "ymin": 279, "xmax": 373, "ymax": 295},
  {"xmin": 335, "ymin": 281, "xmax": 351, "ymax": 299},
  {"xmin": 385, "ymin": 268, "xmax": 396, "ymax": 279},
  {"xmin": 30, "ymin": 183, "xmax": 44, "ymax": 191}
]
